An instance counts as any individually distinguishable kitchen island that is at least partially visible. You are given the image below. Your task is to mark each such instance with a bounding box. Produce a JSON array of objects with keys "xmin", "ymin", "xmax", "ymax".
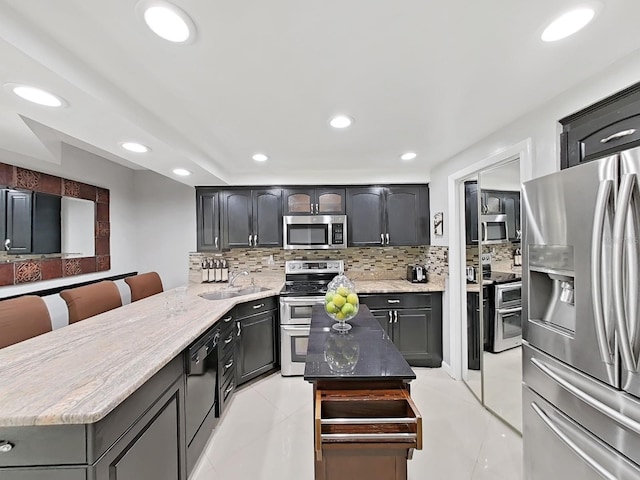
[{"xmin": 305, "ymin": 304, "xmax": 422, "ymax": 480}]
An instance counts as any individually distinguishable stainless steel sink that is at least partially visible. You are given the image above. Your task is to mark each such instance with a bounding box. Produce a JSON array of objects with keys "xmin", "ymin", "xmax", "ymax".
[{"xmin": 198, "ymin": 286, "xmax": 270, "ymax": 301}]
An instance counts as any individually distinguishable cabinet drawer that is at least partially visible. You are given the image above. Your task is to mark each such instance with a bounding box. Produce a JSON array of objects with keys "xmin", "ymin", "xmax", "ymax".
[
  {"xmin": 219, "ymin": 349, "xmax": 235, "ymax": 385},
  {"xmin": 218, "ymin": 373, "xmax": 235, "ymax": 416},
  {"xmin": 360, "ymin": 293, "xmax": 431, "ymax": 310},
  {"xmin": 234, "ymin": 296, "xmax": 277, "ymax": 318},
  {"xmin": 314, "ymin": 389, "xmax": 422, "ymax": 456},
  {"xmin": 217, "ymin": 311, "xmax": 235, "ymax": 335},
  {"xmin": 219, "ymin": 326, "xmax": 235, "ymax": 359},
  {"xmin": 0, "ymin": 425, "xmax": 86, "ymax": 467}
]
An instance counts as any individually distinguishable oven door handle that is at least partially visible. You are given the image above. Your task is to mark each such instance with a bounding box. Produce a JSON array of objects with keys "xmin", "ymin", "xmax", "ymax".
[
  {"xmin": 280, "ymin": 297, "xmax": 325, "ymax": 306},
  {"xmin": 282, "ymin": 325, "xmax": 311, "ymax": 332},
  {"xmin": 496, "ymin": 306, "xmax": 522, "ymax": 315}
]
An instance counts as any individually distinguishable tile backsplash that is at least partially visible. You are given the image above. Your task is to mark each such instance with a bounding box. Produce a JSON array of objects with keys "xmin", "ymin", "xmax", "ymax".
[
  {"xmin": 466, "ymin": 242, "xmax": 518, "ymax": 266},
  {"xmin": 189, "ymin": 245, "xmax": 449, "ymax": 282}
]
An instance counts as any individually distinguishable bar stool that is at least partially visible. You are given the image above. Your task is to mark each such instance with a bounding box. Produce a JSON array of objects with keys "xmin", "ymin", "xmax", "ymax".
[
  {"xmin": 125, "ymin": 272, "xmax": 164, "ymax": 302},
  {"xmin": 0, "ymin": 296, "xmax": 52, "ymax": 348},
  {"xmin": 60, "ymin": 281, "xmax": 122, "ymax": 323}
]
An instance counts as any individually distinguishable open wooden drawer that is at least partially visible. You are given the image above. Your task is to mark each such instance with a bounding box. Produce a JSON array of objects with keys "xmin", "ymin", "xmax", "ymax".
[{"xmin": 314, "ymin": 388, "xmax": 422, "ymax": 460}]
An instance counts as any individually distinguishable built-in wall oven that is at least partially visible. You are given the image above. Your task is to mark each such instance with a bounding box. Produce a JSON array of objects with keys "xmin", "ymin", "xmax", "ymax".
[
  {"xmin": 280, "ymin": 260, "xmax": 343, "ymax": 376},
  {"xmin": 492, "ymin": 280, "xmax": 522, "ymax": 352}
]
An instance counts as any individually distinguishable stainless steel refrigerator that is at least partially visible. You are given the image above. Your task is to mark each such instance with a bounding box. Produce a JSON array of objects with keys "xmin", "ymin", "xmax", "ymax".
[{"xmin": 522, "ymin": 146, "xmax": 640, "ymax": 479}]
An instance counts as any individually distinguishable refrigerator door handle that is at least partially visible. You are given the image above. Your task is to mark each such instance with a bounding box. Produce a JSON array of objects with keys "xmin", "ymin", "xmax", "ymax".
[
  {"xmin": 591, "ymin": 178, "xmax": 615, "ymax": 365},
  {"xmin": 531, "ymin": 357, "xmax": 640, "ymax": 436},
  {"xmin": 531, "ymin": 402, "xmax": 618, "ymax": 480},
  {"xmin": 613, "ymin": 173, "xmax": 638, "ymax": 373}
]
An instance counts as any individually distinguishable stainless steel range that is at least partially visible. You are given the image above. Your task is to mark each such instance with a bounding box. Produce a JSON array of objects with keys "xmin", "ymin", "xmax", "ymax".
[{"xmin": 279, "ymin": 259, "xmax": 343, "ymax": 376}]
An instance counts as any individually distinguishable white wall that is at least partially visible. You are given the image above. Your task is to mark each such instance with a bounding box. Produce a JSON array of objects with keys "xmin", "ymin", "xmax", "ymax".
[
  {"xmin": 431, "ymin": 48, "xmax": 640, "ymax": 367},
  {"xmin": 131, "ymin": 170, "xmax": 196, "ymax": 290},
  {"xmin": 0, "ymin": 143, "xmax": 137, "ymax": 298},
  {"xmin": 61, "ymin": 197, "xmax": 95, "ymax": 257}
]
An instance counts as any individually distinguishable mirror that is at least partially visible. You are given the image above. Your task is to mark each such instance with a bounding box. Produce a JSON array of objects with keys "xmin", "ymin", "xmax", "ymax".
[
  {"xmin": 0, "ymin": 162, "xmax": 110, "ymax": 287},
  {"xmin": 479, "ymin": 159, "xmax": 522, "ymax": 432}
]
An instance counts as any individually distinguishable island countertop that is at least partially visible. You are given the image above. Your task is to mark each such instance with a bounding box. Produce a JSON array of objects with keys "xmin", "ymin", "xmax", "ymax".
[{"xmin": 303, "ymin": 304, "xmax": 416, "ymax": 382}]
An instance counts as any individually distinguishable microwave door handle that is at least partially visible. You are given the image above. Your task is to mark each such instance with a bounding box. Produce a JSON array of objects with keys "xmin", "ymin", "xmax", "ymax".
[
  {"xmin": 613, "ymin": 174, "xmax": 637, "ymax": 373},
  {"xmin": 481, "ymin": 222, "xmax": 487, "ymax": 242},
  {"xmin": 591, "ymin": 179, "xmax": 615, "ymax": 365}
]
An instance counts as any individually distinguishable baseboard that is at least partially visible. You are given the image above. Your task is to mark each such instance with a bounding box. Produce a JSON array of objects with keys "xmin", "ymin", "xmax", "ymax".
[{"xmin": 440, "ymin": 361, "xmax": 454, "ymax": 378}]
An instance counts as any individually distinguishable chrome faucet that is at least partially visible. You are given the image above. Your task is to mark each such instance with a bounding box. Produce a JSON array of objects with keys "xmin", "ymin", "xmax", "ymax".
[{"xmin": 228, "ymin": 270, "xmax": 249, "ymax": 287}]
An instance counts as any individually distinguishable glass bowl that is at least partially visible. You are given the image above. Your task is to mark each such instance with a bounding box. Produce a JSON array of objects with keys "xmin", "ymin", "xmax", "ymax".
[{"xmin": 324, "ymin": 274, "xmax": 359, "ymax": 332}]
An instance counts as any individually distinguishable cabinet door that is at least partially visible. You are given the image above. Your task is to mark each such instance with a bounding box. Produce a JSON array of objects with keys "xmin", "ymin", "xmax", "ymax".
[
  {"xmin": 109, "ymin": 396, "xmax": 181, "ymax": 480},
  {"xmin": 196, "ymin": 190, "xmax": 220, "ymax": 251},
  {"xmin": 252, "ymin": 189, "xmax": 282, "ymax": 247},
  {"xmin": 316, "ymin": 188, "xmax": 345, "ymax": 214},
  {"xmin": 221, "ymin": 191, "xmax": 252, "ymax": 248},
  {"xmin": 346, "ymin": 187, "xmax": 385, "ymax": 246},
  {"xmin": 31, "ymin": 192, "xmax": 61, "ymax": 254},
  {"xmin": 466, "ymin": 293, "xmax": 481, "ymax": 371},
  {"xmin": 6, "ymin": 189, "xmax": 32, "ymax": 253},
  {"xmin": 393, "ymin": 308, "xmax": 441, "ymax": 367},
  {"xmin": 283, "ymin": 188, "xmax": 314, "ymax": 215},
  {"xmin": 502, "ymin": 192, "xmax": 520, "ymax": 242},
  {"xmin": 464, "ymin": 182, "xmax": 479, "ymax": 245},
  {"xmin": 370, "ymin": 309, "xmax": 392, "ymax": 337},
  {"xmin": 236, "ymin": 310, "xmax": 278, "ymax": 386},
  {"xmin": 385, "ymin": 186, "xmax": 424, "ymax": 246}
]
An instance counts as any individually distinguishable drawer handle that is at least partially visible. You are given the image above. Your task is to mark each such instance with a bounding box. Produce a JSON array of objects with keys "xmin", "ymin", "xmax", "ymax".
[
  {"xmin": 252, "ymin": 303, "xmax": 265, "ymax": 309},
  {"xmin": 225, "ymin": 383, "xmax": 234, "ymax": 395},
  {"xmin": 224, "ymin": 334, "xmax": 233, "ymax": 344},
  {"xmin": 222, "ymin": 316, "xmax": 233, "ymax": 323},
  {"xmin": 0, "ymin": 441, "xmax": 14, "ymax": 453},
  {"xmin": 387, "ymin": 299, "xmax": 400, "ymax": 304},
  {"xmin": 225, "ymin": 359, "xmax": 234, "ymax": 370},
  {"xmin": 600, "ymin": 129, "xmax": 636, "ymax": 144},
  {"xmin": 321, "ymin": 433, "xmax": 417, "ymax": 442}
]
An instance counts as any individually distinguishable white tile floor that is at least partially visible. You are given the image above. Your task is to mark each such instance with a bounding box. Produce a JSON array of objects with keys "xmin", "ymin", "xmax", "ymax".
[{"xmin": 190, "ymin": 368, "xmax": 523, "ymax": 480}]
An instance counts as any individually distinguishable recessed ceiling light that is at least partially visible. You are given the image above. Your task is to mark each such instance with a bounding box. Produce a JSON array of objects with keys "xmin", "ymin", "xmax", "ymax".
[
  {"xmin": 136, "ymin": 0, "xmax": 196, "ymax": 44},
  {"xmin": 329, "ymin": 115, "xmax": 353, "ymax": 129},
  {"xmin": 173, "ymin": 168, "xmax": 191, "ymax": 176},
  {"xmin": 400, "ymin": 152, "xmax": 417, "ymax": 161},
  {"xmin": 541, "ymin": 7, "xmax": 595, "ymax": 42},
  {"xmin": 6, "ymin": 84, "xmax": 66, "ymax": 107},
  {"xmin": 121, "ymin": 142, "xmax": 150, "ymax": 153},
  {"xmin": 252, "ymin": 153, "xmax": 269, "ymax": 162}
]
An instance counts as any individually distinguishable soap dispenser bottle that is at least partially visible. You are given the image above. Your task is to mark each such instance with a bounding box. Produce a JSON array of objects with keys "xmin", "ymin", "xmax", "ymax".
[
  {"xmin": 221, "ymin": 259, "xmax": 229, "ymax": 283},
  {"xmin": 201, "ymin": 259, "xmax": 209, "ymax": 283}
]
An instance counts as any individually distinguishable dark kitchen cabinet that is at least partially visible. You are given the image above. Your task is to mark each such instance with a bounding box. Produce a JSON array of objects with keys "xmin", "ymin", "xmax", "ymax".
[
  {"xmin": 220, "ymin": 189, "xmax": 282, "ymax": 248},
  {"xmin": 4, "ymin": 189, "xmax": 32, "ymax": 253},
  {"xmin": 283, "ymin": 187, "xmax": 345, "ymax": 215},
  {"xmin": 346, "ymin": 185, "xmax": 429, "ymax": 247},
  {"xmin": 32, "ymin": 192, "xmax": 61, "ymax": 254},
  {"xmin": 482, "ymin": 189, "xmax": 520, "ymax": 242},
  {"xmin": 360, "ymin": 293, "xmax": 442, "ymax": 367},
  {"xmin": 560, "ymin": 82, "xmax": 640, "ymax": 170},
  {"xmin": 234, "ymin": 297, "xmax": 279, "ymax": 386},
  {"xmin": 196, "ymin": 189, "xmax": 220, "ymax": 252},
  {"xmin": 217, "ymin": 311, "xmax": 236, "ymax": 417},
  {"xmin": 467, "ymin": 288, "xmax": 491, "ymax": 371},
  {"xmin": 465, "ymin": 181, "xmax": 479, "ymax": 245}
]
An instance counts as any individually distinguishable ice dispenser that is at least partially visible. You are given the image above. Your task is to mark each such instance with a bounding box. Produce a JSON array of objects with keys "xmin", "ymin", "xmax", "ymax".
[{"xmin": 528, "ymin": 245, "xmax": 576, "ymax": 335}]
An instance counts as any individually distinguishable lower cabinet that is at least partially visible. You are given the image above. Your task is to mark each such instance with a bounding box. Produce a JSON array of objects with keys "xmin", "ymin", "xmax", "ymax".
[
  {"xmin": 360, "ymin": 293, "xmax": 442, "ymax": 367},
  {"xmin": 466, "ymin": 287, "xmax": 493, "ymax": 371},
  {"xmin": 234, "ymin": 297, "xmax": 279, "ymax": 386}
]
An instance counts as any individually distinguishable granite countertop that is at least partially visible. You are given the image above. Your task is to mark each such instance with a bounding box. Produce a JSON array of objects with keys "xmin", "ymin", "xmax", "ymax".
[
  {"xmin": 303, "ymin": 304, "xmax": 415, "ymax": 382},
  {"xmin": 353, "ymin": 276, "xmax": 446, "ymax": 293},
  {"xmin": 0, "ymin": 272, "xmax": 440, "ymax": 427}
]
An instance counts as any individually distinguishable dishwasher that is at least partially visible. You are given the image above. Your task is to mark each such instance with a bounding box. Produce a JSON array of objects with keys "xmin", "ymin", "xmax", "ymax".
[{"xmin": 185, "ymin": 326, "xmax": 220, "ymax": 475}]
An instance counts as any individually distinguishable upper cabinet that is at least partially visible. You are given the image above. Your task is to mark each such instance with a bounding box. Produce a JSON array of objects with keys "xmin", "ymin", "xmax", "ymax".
[
  {"xmin": 220, "ymin": 189, "xmax": 282, "ymax": 249},
  {"xmin": 196, "ymin": 189, "xmax": 220, "ymax": 252},
  {"xmin": 346, "ymin": 185, "xmax": 429, "ymax": 247},
  {"xmin": 561, "ymin": 82, "xmax": 640, "ymax": 170},
  {"xmin": 464, "ymin": 182, "xmax": 479, "ymax": 245},
  {"xmin": 283, "ymin": 188, "xmax": 345, "ymax": 215},
  {"xmin": 4, "ymin": 188, "xmax": 32, "ymax": 253},
  {"xmin": 465, "ymin": 183, "xmax": 520, "ymax": 245}
]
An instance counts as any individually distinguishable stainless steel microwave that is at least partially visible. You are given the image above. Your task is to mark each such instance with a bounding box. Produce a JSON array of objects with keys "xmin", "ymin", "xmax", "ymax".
[
  {"xmin": 283, "ymin": 215, "xmax": 347, "ymax": 249},
  {"xmin": 481, "ymin": 214, "xmax": 509, "ymax": 244}
]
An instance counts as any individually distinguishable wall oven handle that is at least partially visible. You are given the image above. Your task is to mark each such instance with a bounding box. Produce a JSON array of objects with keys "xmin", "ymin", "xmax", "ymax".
[
  {"xmin": 530, "ymin": 402, "xmax": 617, "ymax": 480},
  {"xmin": 531, "ymin": 357, "xmax": 640, "ymax": 436},
  {"xmin": 591, "ymin": 179, "xmax": 615, "ymax": 365},
  {"xmin": 496, "ymin": 306, "xmax": 521, "ymax": 315},
  {"xmin": 613, "ymin": 173, "xmax": 637, "ymax": 373}
]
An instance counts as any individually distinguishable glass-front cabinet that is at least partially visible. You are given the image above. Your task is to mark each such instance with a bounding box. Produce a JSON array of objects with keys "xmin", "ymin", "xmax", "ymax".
[{"xmin": 283, "ymin": 188, "xmax": 345, "ymax": 215}]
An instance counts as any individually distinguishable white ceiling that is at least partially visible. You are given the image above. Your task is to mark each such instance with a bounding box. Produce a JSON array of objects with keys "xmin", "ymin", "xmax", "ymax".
[{"xmin": 0, "ymin": 0, "xmax": 639, "ymax": 187}]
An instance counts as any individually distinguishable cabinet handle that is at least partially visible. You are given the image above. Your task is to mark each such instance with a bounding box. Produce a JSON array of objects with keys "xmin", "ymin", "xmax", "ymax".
[
  {"xmin": 248, "ymin": 234, "xmax": 252, "ymax": 246},
  {"xmin": 388, "ymin": 311, "xmax": 393, "ymax": 324},
  {"xmin": 253, "ymin": 303, "xmax": 265, "ymax": 309},
  {"xmin": 237, "ymin": 322, "xmax": 241, "ymax": 336},
  {"xmin": 380, "ymin": 233, "xmax": 384, "ymax": 245},
  {"xmin": 254, "ymin": 234, "xmax": 258, "ymax": 245},
  {"xmin": 222, "ymin": 316, "xmax": 233, "ymax": 323},
  {"xmin": 4, "ymin": 239, "xmax": 10, "ymax": 251},
  {"xmin": 215, "ymin": 236, "xmax": 218, "ymax": 249},
  {"xmin": 225, "ymin": 359, "xmax": 234, "ymax": 370},
  {"xmin": 387, "ymin": 299, "xmax": 400, "ymax": 304},
  {"xmin": 394, "ymin": 310, "xmax": 398, "ymax": 323},
  {"xmin": 225, "ymin": 383, "xmax": 234, "ymax": 395},
  {"xmin": 316, "ymin": 203, "xmax": 319, "ymax": 214},
  {"xmin": 386, "ymin": 233, "xmax": 390, "ymax": 245},
  {"xmin": 0, "ymin": 441, "xmax": 14, "ymax": 453},
  {"xmin": 600, "ymin": 129, "xmax": 636, "ymax": 144},
  {"xmin": 224, "ymin": 334, "xmax": 233, "ymax": 344}
]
